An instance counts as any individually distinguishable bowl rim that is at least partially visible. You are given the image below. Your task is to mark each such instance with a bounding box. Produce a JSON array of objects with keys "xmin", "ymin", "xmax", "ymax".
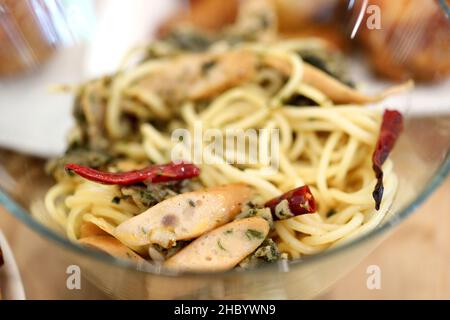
[{"xmin": 1, "ymin": 146, "xmax": 449, "ymax": 278}]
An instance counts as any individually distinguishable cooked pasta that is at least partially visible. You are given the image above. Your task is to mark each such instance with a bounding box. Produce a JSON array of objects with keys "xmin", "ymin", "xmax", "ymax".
[{"xmin": 36, "ymin": 0, "xmax": 406, "ymax": 271}]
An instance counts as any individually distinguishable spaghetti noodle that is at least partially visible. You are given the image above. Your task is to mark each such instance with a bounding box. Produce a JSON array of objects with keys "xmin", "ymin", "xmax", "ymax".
[{"xmin": 37, "ymin": 0, "xmax": 406, "ymax": 270}]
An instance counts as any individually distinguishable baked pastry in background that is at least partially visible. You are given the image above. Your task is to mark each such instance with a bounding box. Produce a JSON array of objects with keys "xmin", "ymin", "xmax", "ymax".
[{"xmin": 354, "ymin": 0, "xmax": 450, "ymax": 82}]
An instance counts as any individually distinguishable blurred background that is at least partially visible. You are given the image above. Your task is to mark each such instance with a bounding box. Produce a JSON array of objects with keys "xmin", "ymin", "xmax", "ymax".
[
  {"xmin": 1, "ymin": 0, "xmax": 449, "ymax": 157},
  {"xmin": 0, "ymin": 0, "xmax": 449, "ymax": 299}
]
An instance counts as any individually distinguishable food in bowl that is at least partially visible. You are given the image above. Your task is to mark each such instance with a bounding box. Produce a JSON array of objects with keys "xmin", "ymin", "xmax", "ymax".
[{"xmin": 37, "ymin": 0, "xmax": 410, "ymax": 272}]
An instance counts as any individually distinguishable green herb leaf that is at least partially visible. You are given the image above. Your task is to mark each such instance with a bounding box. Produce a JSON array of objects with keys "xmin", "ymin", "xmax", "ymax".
[
  {"xmin": 65, "ymin": 168, "xmax": 75, "ymax": 177},
  {"xmin": 201, "ymin": 60, "xmax": 217, "ymax": 75},
  {"xmin": 245, "ymin": 229, "xmax": 264, "ymax": 240},
  {"xmin": 111, "ymin": 196, "xmax": 121, "ymax": 204},
  {"xmin": 217, "ymin": 239, "xmax": 227, "ymax": 251},
  {"xmin": 188, "ymin": 199, "xmax": 196, "ymax": 207}
]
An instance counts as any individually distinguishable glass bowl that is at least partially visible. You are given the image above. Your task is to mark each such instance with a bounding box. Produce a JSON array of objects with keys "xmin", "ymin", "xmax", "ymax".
[{"xmin": 0, "ymin": 0, "xmax": 449, "ymax": 299}]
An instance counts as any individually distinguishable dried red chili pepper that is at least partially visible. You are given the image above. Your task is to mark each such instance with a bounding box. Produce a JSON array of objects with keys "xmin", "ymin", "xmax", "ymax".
[
  {"xmin": 65, "ymin": 162, "xmax": 200, "ymax": 185},
  {"xmin": 265, "ymin": 185, "xmax": 317, "ymax": 219},
  {"xmin": 372, "ymin": 109, "xmax": 403, "ymax": 210}
]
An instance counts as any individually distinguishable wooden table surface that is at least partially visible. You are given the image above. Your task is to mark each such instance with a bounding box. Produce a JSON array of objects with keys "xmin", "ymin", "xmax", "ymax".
[{"xmin": 1, "ymin": 177, "xmax": 449, "ymax": 299}]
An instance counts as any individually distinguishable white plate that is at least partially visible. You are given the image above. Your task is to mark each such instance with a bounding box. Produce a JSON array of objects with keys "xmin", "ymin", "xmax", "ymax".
[{"xmin": 0, "ymin": 230, "xmax": 26, "ymax": 300}]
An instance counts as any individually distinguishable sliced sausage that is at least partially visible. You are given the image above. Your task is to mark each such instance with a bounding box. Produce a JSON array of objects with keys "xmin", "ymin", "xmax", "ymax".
[
  {"xmin": 164, "ymin": 217, "xmax": 269, "ymax": 272},
  {"xmin": 114, "ymin": 184, "xmax": 253, "ymax": 248}
]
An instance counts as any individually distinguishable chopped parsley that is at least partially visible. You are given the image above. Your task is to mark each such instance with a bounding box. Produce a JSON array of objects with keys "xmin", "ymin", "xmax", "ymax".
[
  {"xmin": 65, "ymin": 168, "xmax": 75, "ymax": 177},
  {"xmin": 201, "ymin": 60, "xmax": 217, "ymax": 75},
  {"xmin": 111, "ymin": 196, "xmax": 121, "ymax": 204},
  {"xmin": 283, "ymin": 93, "xmax": 317, "ymax": 107},
  {"xmin": 121, "ymin": 181, "xmax": 190, "ymax": 209},
  {"xmin": 254, "ymin": 239, "xmax": 281, "ymax": 262},
  {"xmin": 188, "ymin": 199, "xmax": 196, "ymax": 207},
  {"xmin": 235, "ymin": 203, "xmax": 274, "ymax": 229},
  {"xmin": 246, "ymin": 201, "xmax": 257, "ymax": 209},
  {"xmin": 245, "ymin": 229, "xmax": 264, "ymax": 240},
  {"xmin": 274, "ymin": 199, "xmax": 294, "ymax": 220},
  {"xmin": 166, "ymin": 30, "xmax": 212, "ymax": 52},
  {"xmin": 238, "ymin": 238, "xmax": 282, "ymax": 269},
  {"xmin": 217, "ymin": 239, "xmax": 227, "ymax": 251},
  {"xmin": 224, "ymin": 229, "xmax": 234, "ymax": 235}
]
